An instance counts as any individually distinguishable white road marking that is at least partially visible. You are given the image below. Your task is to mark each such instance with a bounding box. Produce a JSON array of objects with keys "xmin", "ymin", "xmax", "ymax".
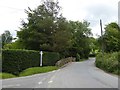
[
  {"xmin": 38, "ymin": 81, "xmax": 42, "ymax": 85},
  {"xmin": 48, "ymin": 80, "xmax": 53, "ymax": 83},
  {"xmin": 38, "ymin": 78, "xmax": 46, "ymax": 85}
]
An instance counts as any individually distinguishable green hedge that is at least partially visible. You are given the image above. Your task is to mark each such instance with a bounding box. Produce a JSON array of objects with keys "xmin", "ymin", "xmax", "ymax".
[
  {"xmin": 95, "ymin": 52, "xmax": 120, "ymax": 75},
  {"xmin": 2, "ymin": 49, "xmax": 60, "ymax": 75},
  {"xmin": 89, "ymin": 53, "xmax": 96, "ymax": 57},
  {"xmin": 2, "ymin": 49, "xmax": 39, "ymax": 75},
  {"xmin": 76, "ymin": 53, "xmax": 80, "ymax": 62},
  {"xmin": 43, "ymin": 52, "xmax": 60, "ymax": 66}
]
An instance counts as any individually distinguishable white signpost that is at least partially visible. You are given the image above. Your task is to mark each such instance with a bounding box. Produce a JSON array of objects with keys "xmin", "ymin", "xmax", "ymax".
[{"xmin": 40, "ymin": 51, "xmax": 43, "ymax": 67}]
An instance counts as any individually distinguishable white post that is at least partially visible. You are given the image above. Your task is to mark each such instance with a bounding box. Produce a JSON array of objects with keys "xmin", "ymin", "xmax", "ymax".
[{"xmin": 40, "ymin": 51, "xmax": 43, "ymax": 67}]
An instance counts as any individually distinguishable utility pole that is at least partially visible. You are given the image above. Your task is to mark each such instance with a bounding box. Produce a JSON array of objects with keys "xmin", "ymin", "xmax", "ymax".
[{"xmin": 100, "ymin": 19, "xmax": 104, "ymax": 59}]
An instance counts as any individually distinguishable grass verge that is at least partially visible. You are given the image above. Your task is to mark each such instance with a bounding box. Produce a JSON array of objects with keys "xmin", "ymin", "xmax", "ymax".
[
  {"xmin": 1, "ymin": 66, "xmax": 58, "ymax": 79},
  {"xmin": 0, "ymin": 73, "xmax": 17, "ymax": 79},
  {"xmin": 19, "ymin": 66, "xmax": 58, "ymax": 77}
]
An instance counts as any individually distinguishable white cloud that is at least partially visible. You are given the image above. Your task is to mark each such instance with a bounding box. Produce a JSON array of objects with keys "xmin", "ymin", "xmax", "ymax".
[
  {"xmin": 0, "ymin": 0, "xmax": 119, "ymax": 38},
  {"xmin": 59, "ymin": 0, "xmax": 119, "ymax": 37},
  {"xmin": 0, "ymin": 0, "xmax": 42, "ymax": 37}
]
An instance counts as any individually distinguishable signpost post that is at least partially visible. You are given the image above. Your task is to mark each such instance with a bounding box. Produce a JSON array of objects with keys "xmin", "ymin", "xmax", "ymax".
[{"xmin": 40, "ymin": 51, "xmax": 43, "ymax": 67}]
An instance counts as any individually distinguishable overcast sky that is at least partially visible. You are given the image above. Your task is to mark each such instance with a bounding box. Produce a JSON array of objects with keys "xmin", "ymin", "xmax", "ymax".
[{"xmin": 0, "ymin": 0, "xmax": 119, "ymax": 38}]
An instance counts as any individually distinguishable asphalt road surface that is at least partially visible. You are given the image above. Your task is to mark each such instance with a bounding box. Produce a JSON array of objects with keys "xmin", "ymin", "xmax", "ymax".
[{"xmin": 1, "ymin": 58, "xmax": 118, "ymax": 88}]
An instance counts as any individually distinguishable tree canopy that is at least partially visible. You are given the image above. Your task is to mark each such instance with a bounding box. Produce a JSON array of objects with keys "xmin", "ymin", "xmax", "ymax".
[
  {"xmin": 2, "ymin": 30, "xmax": 13, "ymax": 48},
  {"xmin": 98, "ymin": 22, "xmax": 120, "ymax": 52},
  {"xmin": 14, "ymin": 0, "xmax": 92, "ymax": 58},
  {"xmin": 17, "ymin": 0, "xmax": 69, "ymax": 51}
]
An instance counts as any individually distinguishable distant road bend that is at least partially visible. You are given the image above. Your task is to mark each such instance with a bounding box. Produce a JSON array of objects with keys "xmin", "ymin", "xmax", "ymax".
[{"xmin": 2, "ymin": 58, "xmax": 118, "ymax": 88}]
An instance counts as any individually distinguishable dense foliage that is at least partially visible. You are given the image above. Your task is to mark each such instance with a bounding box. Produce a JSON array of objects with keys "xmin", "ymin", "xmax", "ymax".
[
  {"xmin": 76, "ymin": 53, "xmax": 80, "ymax": 61},
  {"xmin": 96, "ymin": 22, "xmax": 120, "ymax": 75},
  {"xmin": 98, "ymin": 22, "xmax": 120, "ymax": 52},
  {"xmin": 96, "ymin": 52, "xmax": 120, "ymax": 75},
  {"xmin": 2, "ymin": 49, "xmax": 60, "ymax": 75},
  {"xmin": 43, "ymin": 52, "xmax": 60, "ymax": 66},
  {"xmin": 17, "ymin": 0, "xmax": 71, "ymax": 51},
  {"xmin": 89, "ymin": 37, "xmax": 99, "ymax": 56},
  {"xmin": 2, "ymin": 30, "xmax": 13, "ymax": 48},
  {"xmin": 3, "ymin": 40, "xmax": 25, "ymax": 49},
  {"xmin": 15, "ymin": 0, "xmax": 92, "ymax": 59},
  {"xmin": 2, "ymin": 49, "xmax": 39, "ymax": 75},
  {"xmin": 67, "ymin": 21, "xmax": 92, "ymax": 58}
]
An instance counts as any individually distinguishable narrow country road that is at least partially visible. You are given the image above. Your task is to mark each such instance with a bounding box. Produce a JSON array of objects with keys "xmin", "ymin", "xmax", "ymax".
[{"xmin": 1, "ymin": 58, "xmax": 118, "ymax": 88}]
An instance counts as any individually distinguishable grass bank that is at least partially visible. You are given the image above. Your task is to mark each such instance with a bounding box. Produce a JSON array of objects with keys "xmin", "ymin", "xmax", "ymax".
[
  {"xmin": 1, "ymin": 66, "xmax": 58, "ymax": 79},
  {"xmin": 19, "ymin": 66, "xmax": 58, "ymax": 77},
  {"xmin": 0, "ymin": 73, "xmax": 17, "ymax": 79}
]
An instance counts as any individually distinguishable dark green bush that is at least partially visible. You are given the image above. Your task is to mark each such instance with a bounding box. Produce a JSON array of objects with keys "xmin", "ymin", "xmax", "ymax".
[
  {"xmin": 89, "ymin": 53, "xmax": 96, "ymax": 57},
  {"xmin": 61, "ymin": 47, "xmax": 90, "ymax": 59},
  {"xmin": 76, "ymin": 53, "xmax": 80, "ymax": 62},
  {"xmin": 2, "ymin": 49, "xmax": 40, "ymax": 75},
  {"xmin": 2, "ymin": 49, "xmax": 60, "ymax": 75},
  {"xmin": 43, "ymin": 52, "xmax": 60, "ymax": 66},
  {"xmin": 96, "ymin": 52, "xmax": 120, "ymax": 75}
]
